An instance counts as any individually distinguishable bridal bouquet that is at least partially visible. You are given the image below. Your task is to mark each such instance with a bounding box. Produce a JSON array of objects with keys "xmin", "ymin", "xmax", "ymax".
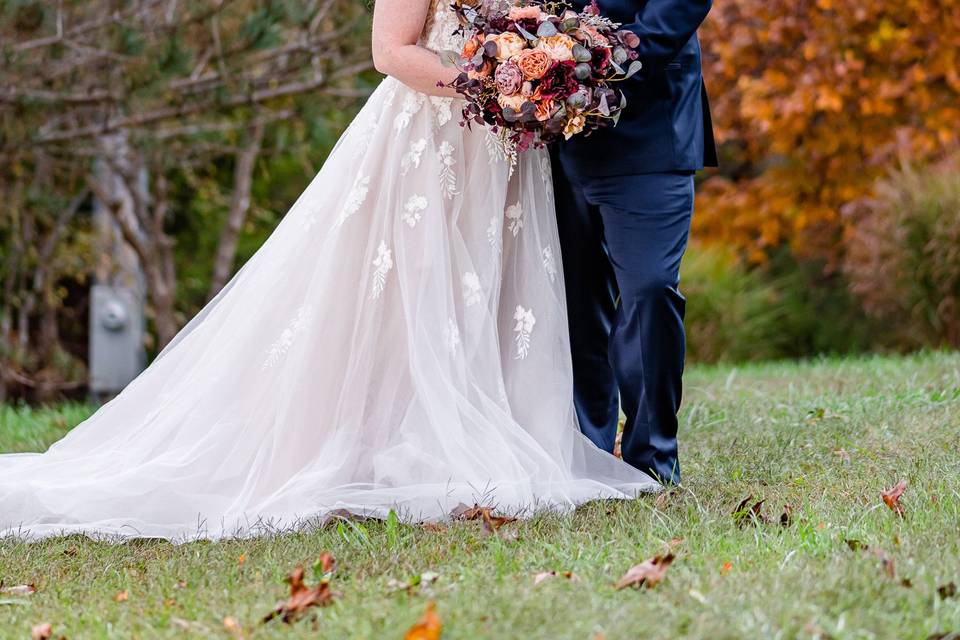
[{"xmin": 443, "ymin": 0, "xmax": 643, "ymax": 154}]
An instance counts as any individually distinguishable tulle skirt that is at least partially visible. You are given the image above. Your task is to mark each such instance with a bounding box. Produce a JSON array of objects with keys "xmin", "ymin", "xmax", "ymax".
[{"xmin": 0, "ymin": 78, "xmax": 658, "ymax": 542}]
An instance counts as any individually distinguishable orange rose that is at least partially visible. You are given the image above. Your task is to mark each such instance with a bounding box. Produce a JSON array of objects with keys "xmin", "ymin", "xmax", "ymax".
[
  {"xmin": 535, "ymin": 99, "xmax": 556, "ymax": 122},
  {"xmin": 462, "ymin": 35, "xmax": 484, "ymax": 58},
  {"xmin": 516, "ymin": 48, "xmax": 552, "ymax": 80},
  {"xmin": 508, "ymin": 6, "xmax": 545, "ymax": 20},
  {"xmin": 468, "ymin": 60, "xmax": 494, "ymax": 79}
]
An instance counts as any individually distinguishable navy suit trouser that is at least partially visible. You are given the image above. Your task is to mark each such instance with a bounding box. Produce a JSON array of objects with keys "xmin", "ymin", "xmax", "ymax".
[{"xmin": 552, "ymin": 151, "xmax": 694, "ymax": 485}]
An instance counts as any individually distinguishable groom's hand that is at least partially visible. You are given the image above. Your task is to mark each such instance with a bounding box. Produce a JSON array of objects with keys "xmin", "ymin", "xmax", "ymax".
[{"xmin": 623, "ymin": 0, "xmax": 713, "ymax": 75}]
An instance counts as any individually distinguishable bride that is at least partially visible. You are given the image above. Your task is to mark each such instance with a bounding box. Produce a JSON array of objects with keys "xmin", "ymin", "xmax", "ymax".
[{"xmin": 0, "ymin": 0, "xmax": 658, "ymax": 542}]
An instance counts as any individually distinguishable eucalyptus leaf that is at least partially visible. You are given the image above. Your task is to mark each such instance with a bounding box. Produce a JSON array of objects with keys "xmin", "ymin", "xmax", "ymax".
[
  {"xmin": 516, "ymin": 24, "xmax": 538, "ymax": 41},
  {"xmin": 572, "ymin": 43, "xmax": 593, "ymax": 63},
  {"xmin": 439, "ymin": 50, "xmax": 461, "ymax": 68},
  {"xmin": 536, "ymin": 21, "xmax": 558, "ymax": 37},
  {"xmin": 624, "ymin": 60, "xmax": 643, "ymax": 79}
]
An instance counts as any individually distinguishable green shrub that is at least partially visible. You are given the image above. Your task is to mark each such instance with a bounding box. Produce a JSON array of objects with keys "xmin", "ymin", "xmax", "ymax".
[
  {"xmin": 843, "ymin": 160, "xmax": 960, "ymax": 349},
  {"xmin": 681, "ymin": 246, "xmax": 788, "ymax": 363}
]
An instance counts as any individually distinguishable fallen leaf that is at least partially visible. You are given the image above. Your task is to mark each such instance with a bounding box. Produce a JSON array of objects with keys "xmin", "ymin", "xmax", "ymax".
[
  {"xmin": 421, "ymin": 523, "xmax": 447, "ymax": 533},
  {"xmin": 845, "ymin": 539, "xmax": 869, "ymax": 552},
  {"xmin": 533, "ymin": 571, "xmax": 579, "ymax": 586},
  {"xmin": 938, "ymin": 582, "xmax": 957, "ymax": 599},
  {"xmin": 388, "ymin": 572, "xmax": 440, "ymax": 595},
  {"xmin": 0, "ymin": 584, "xmax": 36, "ymax": 596},
  {"xmin": 881, "ymin": 480, "xmax": 907, "ymax": 517},
  {"xmin": 615, "ymin": 553, "xmax": 675, "ymax": 590},
  {"xmin": 780, "ymin": 504, "xmax": 794, "ymax": 527},
  {"xmin": 733, "ymin": 496, "xmax": 769, "ymax": 527},
  {"xmin": 668, "ymin": 538, "xmax": 684, "ymax": 548},
  {"xmin": 872, "ymin": 548, "xmax": 897, "ymax": 579},
  {"xmin": 223, "ymin": 616, "xmax": 244, "ymax": 637},
  {"xmin": 262, "ymin": 565, "xmax": 336, "ymax": 624},
  {"xmin": 404, "ymin": 601, "xmax": 442, "ymax": 640},
  {"xmin": 114, "ymin": 590, "xmax": 128, "ymax": 603},
  {"xmin": 803, "ymin": 622, "xmax": 835, "ymax": 640},
  {"xmin": 720, "ymin": 561, "xmax": 733, "ymax": 576},
  {"xmin": 312, "ymin": 552, "xmax": 336, "ymax": 580},
  {"xmin": 238, "ymin": 554, "xmax": 246, "ymax": 567},
  {"xmin": 31, "ymin": 623, "xmax": 53, "ymax": 640},
  {"xmin": 452, "ymin": 504, "xmax": 517, "ymax": 536}
]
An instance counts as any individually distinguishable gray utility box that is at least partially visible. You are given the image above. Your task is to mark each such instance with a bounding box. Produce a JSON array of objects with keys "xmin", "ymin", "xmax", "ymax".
[{"xmin": 89, "ymin": 284, "xmax": 145, "ymax": 396}]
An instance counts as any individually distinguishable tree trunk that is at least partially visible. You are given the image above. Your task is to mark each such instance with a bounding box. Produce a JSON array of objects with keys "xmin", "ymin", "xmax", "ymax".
[{"xmin": 208, "ymin": 120, "xmax": 264, "ymax": 299}]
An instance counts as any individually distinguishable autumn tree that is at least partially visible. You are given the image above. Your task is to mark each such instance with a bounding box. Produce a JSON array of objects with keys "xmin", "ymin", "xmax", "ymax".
[
  {"xmin": 0, "ymin": 0, "xmax": 373, "ymax": 396},
  {"xmin": 696, "ymin": 0, "xmax": 960, "ymax": 264}
]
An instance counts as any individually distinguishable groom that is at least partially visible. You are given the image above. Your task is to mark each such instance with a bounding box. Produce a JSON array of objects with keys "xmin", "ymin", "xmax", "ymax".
[{"xmin": 553, "ymin": 0, "xmax": 717, "ymax": 485}]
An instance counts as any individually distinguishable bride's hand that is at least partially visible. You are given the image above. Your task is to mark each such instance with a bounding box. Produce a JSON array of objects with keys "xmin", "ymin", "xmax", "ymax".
[{"xmin": 371, "ymin": 0, "xmax": 461, "ymax": 99}]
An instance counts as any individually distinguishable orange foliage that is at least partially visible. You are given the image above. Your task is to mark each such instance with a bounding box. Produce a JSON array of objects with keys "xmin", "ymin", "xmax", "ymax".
[{"xmin": 696, "ymin": 0, "xmax": 960, "ymax": 263}]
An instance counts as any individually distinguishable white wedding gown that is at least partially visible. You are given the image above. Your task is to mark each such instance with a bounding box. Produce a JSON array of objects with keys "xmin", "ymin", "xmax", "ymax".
[{"xmin": 0, "ymin": 3, "xmax": 658, "ymax": 542}]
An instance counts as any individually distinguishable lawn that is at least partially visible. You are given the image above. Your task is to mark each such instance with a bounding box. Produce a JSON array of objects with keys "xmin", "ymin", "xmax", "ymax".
[{"xmin": 1, "ymin": 353, "xmax": 959, "ymax": 639}]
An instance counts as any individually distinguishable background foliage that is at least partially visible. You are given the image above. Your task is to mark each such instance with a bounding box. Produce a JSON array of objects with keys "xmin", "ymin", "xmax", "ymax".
[{"xmin": 1, "ymin": 0, "xmax": 958, "ymax": 400}]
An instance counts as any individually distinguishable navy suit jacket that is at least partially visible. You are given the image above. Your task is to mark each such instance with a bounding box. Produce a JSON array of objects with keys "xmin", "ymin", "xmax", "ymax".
[{"xmin": 558, "ymin": 0, "xmax": 719, "ymax": 177}]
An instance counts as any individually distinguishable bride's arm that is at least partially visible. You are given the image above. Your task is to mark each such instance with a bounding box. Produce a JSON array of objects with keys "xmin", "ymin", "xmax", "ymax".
[{"xmin": 371, "ymin": 0, "xmax": 461, "ymax": 98}]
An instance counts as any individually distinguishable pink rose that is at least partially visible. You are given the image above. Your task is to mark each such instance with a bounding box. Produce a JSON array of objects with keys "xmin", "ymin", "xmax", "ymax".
[
  {"xmin": 508, "ymin": 6, "xmax": 545, "ymax": 20},
  {"xmin": 495, "ymin": 62, "xmax": 524, "ymax": 96}
]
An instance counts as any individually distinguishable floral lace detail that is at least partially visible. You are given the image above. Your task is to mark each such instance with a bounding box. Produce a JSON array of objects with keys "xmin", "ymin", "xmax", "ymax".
[
  {"xmin": 353, "ymin": 117, "xmax": 378, "ymax": 160},
  {"xmin": 371, "ymin": 241, "xmax": 394, "ymax": 300},
  {"xmin": 513, "ymin": 306, "xmax": 536, "ymax": 360},
  {"xmin": 401, "ymin": 138, "xmax": 428, "ymax": 175},
  {"xmin": 437, "ymin": 141, "xmax": 458, "ymax": 199},
  {"xmin": 424, "ymin": 1, "xmax": 464, "ymax": 52},
  {"xmin": 505, "ymin": 202, "xmax": 524, "ymax": 237},
  {"xmin": 430, "ymin": 97, "xmax": 454, "ymax": 127},
  {"xmin": 542, "ymin": 246, "xmax": 559, "ymax": 283},
  {"xmin": 444, "ymin": 317, "xmax": 461, "ymax": 354},
  {"xmin": 262, "ymin": 304, "xmax": 313, "ymax": 369},
  {"xmin": 462, "ymin": 272, "xmax": 482, "ymax": 307},
  {"xmin": 487, "ymin": 216, "xmax": 502, "ymax": 255},
  {"xmin": 394, "ymin": 93, "xmax": 426, "ymax": 133},
  {"xmin": 540, "ymin": 156, "xmax": 554, "ymax": 201},
  {"xmin": 334, "ymin": 174, "xmax": 371, "ymax": 227},
  {"xmin": 402, "ymin": 195, "xmax": 428, "ymax": 228}
]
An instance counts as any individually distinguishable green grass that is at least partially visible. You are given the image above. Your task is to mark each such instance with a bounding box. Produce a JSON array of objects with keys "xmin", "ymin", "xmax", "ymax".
[{"xmin": 2, "ymin": 353, "xmax": 959, "ymax": 639}]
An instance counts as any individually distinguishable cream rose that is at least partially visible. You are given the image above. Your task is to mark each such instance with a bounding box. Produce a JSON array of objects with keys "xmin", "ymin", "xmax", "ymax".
[
  {"xmin": 486, "ymin": 32, "xmax": 526, "ymax": 61},
  {"xmin": 537, "ymin": 34, "xmax": 577, "ymax": 62},
  {"xmin": 497, "ymin": 93, "xmax": 527, "ymax": 112}
]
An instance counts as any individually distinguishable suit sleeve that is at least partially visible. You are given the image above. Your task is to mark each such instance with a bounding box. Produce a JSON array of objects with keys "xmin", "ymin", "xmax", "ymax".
[{"xmin": 622, "ymin": 0, "xmax": 712, "ymax": 74}]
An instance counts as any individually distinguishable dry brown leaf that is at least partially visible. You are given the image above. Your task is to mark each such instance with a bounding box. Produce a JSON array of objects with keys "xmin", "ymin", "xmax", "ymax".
[
  {"xmin": 404, "ymin": 601, "xmax": 442, "ymax": 640},
  {"xmin": 872, "ymin": 548, "xmax": 897, "ymax": 579},
  {"xmin": 533, "ymin": 571, "xmax": 579, "ymax": 586},
  {"xmin": 421, "ymin": 523, "xmax": 448, "ymax": 533},
  {"xmin": 615, "ymin": 553, "xmax": 675, "ymax": 590},
  {"xmin": 317, "ymin": 551, "xmax": 336, "ymax": 576},
  {"xmin": 238, "ymin": 554, "xmax": 246, "ymax": 567},
  {"xmin": 223, "ymin": 616, "xmax": 244, "ymax": 638},
  {"xmin": 733, "ymin": 496, "xmax": 769, "ymax": 527},
  {"xmin": 114, "ymin": 590, "xmax": 128, "ymax": 603},
  {"xmin": 31, "ymin": 623, "xmax": 53, "ymax": 640},
  {"xmin": 720, "ymin": 561, "xmax": 733, "ymax": 576},
  {"xmin": 262, "ymin": 565, "xmax": 336, "ymax": 624},
  {"xmin": 1, "ymin": 584, "xmax": 36, "ymax": 596},
  {"xmin": 845, "ymin": 539, "xmax": 869, "ymax": 552},
  {"xmin": 452, "ymin": 504, "xmax": 517, "ymax": 536},
  {"xmin": 668, "ymin": 537, "xmax": 684, "ymax": 548},
  {"xmin": 881, "ymin": 480, "xmax": 907, "ymax": 517},
  {"xmin": 780, "ymin": 504, "xmax": 794, "ymax": 527}
]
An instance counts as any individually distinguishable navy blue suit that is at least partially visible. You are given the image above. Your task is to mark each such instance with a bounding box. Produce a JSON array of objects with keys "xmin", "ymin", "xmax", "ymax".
[{"xmin": 553, "ymin": 0, "xmax": 717, "ymax": 484}]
